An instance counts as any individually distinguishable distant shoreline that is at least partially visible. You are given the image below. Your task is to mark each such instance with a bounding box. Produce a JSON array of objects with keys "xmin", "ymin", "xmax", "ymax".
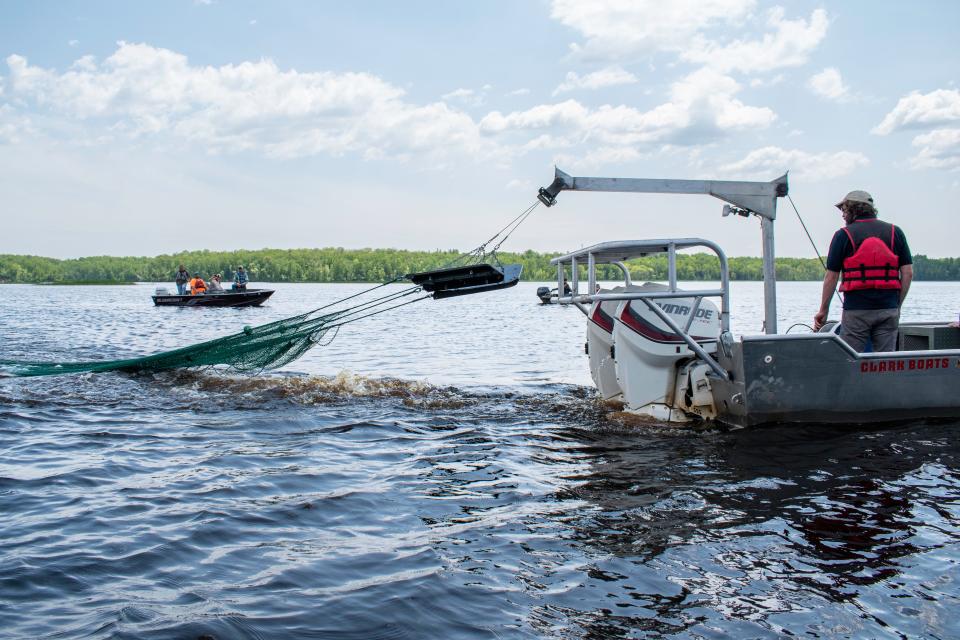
[
  {"xmin": 2, "ymin": 248, "xmax": 958, "ymax": 283},
  {"xmin": 38, "ymin": 280, "xmax": 136, "ymax": 286}
]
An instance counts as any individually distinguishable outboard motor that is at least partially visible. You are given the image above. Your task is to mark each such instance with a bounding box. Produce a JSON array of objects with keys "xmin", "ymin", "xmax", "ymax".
[
  {"xmin": 586, "ymin": 284, "xmax": 650, "ymax": 400},
  {"xmin": 612, "ymin": 289, "xmax": 721, "ymax": 421},
  {"xmin": 536, "ymin": 286, "xmax": 553, "ymax": 304}
]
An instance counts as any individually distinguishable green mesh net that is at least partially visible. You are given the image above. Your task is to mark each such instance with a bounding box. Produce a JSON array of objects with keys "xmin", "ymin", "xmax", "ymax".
[{"xmin": 0, "ymin": 309, "xmax": 345, "ymax": 378}]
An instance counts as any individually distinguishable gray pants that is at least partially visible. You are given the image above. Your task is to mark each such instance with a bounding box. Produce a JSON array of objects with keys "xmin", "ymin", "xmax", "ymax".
[{"xmin": 840, "ymin": 308, "xmax": 900, "ymax": 352}]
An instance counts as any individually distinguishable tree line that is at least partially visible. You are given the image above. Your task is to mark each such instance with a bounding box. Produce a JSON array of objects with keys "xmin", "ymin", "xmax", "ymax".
[{"xmin": 1, "ymin": 248, "xmax": 958, "ymax": 283}]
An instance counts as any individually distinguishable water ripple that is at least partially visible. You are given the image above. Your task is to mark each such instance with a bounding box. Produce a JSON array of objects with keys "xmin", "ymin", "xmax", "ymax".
[{"xmin": 1, "ymin": 284, "xmax": 960, "ymax": 638}]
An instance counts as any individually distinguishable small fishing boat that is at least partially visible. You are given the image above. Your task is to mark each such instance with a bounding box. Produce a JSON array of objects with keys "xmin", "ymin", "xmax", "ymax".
[{"xmin": 152, "ymin": 287, "xmax": 274, "ymax": 307}]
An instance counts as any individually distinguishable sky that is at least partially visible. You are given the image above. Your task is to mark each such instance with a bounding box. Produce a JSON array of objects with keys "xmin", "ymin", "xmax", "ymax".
[{"xmin": 1, "ymin": 1, "xmax": 958, "ymax": 259}]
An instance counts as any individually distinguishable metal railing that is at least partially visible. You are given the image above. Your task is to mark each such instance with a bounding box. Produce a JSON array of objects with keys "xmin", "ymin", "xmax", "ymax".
[{"xmin": 550, "ymin": 238, "xmax": 730, "ymax": 379}]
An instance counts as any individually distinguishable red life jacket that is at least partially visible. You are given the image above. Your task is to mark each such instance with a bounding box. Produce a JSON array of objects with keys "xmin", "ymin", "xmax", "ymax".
[{"xmin": 838, "ymin": 219, "xmax": 901, "ymax": 292}]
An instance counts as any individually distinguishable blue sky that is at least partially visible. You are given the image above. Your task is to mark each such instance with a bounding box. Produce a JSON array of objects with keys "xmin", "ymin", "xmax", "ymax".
[{"xmin": 1, "ymin": 1, "xmax": 958, "ymax": 259}]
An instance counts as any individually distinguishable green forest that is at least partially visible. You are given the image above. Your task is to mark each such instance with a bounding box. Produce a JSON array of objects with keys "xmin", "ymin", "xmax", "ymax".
[{"xmin": 1, "ymin": 248, "xmax": 958, "ymax": 284}]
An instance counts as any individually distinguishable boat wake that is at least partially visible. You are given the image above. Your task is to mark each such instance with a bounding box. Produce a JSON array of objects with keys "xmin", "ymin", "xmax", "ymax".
[
  {"xmin": 0, "ymin": 368, "xmax": 620, "ymax": 422},
  {"xmin": 167, "ymin": 370, "xmax": 479, "ymax": 410}
]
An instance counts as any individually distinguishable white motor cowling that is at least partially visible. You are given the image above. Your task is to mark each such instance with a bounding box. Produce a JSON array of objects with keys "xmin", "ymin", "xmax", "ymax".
[
  {"xmin": 587, "ymin": 284, "xmax": 657, "ymax": 401},
  {"xmin": 612, "ymin": 288, "xmax": 721, "ymax": 421}
]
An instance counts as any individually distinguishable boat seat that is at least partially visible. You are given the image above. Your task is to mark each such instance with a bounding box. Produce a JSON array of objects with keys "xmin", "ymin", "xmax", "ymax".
[{"xmin": 899, "ymin": 324, "xmax": 960, "ymax": 351}]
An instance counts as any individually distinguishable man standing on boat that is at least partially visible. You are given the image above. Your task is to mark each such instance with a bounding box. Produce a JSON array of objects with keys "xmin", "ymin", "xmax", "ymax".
[
  {"xmin": 233, "ymin": 265, "xmax": 248, "ymax": 291},
  {"xmin": 175, "ymin": 264, "xmax": 190, "ymax": 295},
  {"xmin": 813, "ymin": 190, "xmax": 913, "ymax": 352}
]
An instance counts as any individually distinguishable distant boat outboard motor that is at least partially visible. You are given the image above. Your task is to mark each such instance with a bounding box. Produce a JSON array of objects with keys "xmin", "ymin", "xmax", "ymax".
[
  {"xmin": 536, "ymin": 286, "xmax": 556, "ymax": 304},
  {"xmin": 611, "ymin": 288, "xmax": 721, "ymax": 421}
]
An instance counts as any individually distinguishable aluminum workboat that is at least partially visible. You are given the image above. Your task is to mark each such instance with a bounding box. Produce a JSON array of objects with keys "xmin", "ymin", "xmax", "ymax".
[{"xmin": 537, "ymin": 168, "xmax": 960, "ymax": 428}]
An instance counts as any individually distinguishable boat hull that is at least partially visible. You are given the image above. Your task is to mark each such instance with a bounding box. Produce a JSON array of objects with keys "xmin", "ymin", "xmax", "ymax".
[
  {"xmin": 711, "ymin": 331, "xmax": 960, "ymax": 428},
  {"xmin": 152, "ymin": 289, "xmax": 274, "ymax": 307}
]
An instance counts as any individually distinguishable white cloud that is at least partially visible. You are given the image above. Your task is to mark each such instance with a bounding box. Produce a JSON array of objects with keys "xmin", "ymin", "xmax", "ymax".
[
  {"xmin": 807, "ymin": 67, "xmax": 848, "ymax": 102},
  {"xmin": 70, "ymin": 55, "xmax": 98, "ymax": 72},
  {"xmin": 721, "ymin": 146, "xmax": 869, "ymax": 181},
  {"xmin": 442, "ymin": 87, "xmax": 485, "ymax": 107},
  {"xmin": 507, "ymin": 88, "xmax": 530, "ymax": 96},
  {"xmin": 553, "ymin": 66, "xmax": 638, "ymax": 95},
  {"xmin": 0, "ymin": 104, "xmax": 31, "ymax": 144},
  {"xmin": 68, "ymin": 40, "xmax": 79, "ymax": 47},
  {"xmin": 481, "ymin": 100, "xmax": 584, "ymax": 134},
  {"xmin": 519, "ymin": 134, "xmax": 575, "ymax": 152},
  {"xmin": 671, "ymin": 68, "xmax": 776, "ymax": 131},
  {"xmin": 909, "ymin": 128, "xmax": 960, "ymax": 171},
  {"xmin": 550, "ymin": 0, "xmax": 756, "ymax": 59},
  {"xmin": 872, "ymin": 89, "xmax": 960, "ymax": 172},
  {"xmin": 550, "ymin": 1, "xmax": 827, "ymax": 75},
  {"xmin": 750, "ymin": 74, "xmax": 784, "ymax": 88},
  {"xmin": 554, "ymin": 145, "xmax": 644, "ymax": 170},
  {"xmin": 442, "ymin": 88, "xmax": 474, "ymax": 100},
  {"xmin": 682, "ymin": 8, "xmax": 829, "ymax": 73},
  {"xmin": 873, "ymin": 88, "xmax": 960, "ymax": 135},
  {"xmin": 481, "ymin": 68, "xmax": 774, "ymax": 148},
  {"xmin": 3, "ymin": 42, "xmax": 497, "ymax": 162}
]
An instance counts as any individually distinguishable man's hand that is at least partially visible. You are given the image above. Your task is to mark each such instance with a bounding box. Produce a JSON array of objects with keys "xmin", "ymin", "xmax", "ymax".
[
  {"xmin": 813, "ymin": 310, "xmax": 828, "ymax": 331},
  {"xmin": 815, "ymin": 270, "xmax": 840, "ymax": 332}
]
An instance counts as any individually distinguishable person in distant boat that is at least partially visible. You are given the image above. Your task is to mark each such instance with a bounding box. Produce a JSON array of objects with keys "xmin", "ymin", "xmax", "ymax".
[
  {"xmin": 813, "ymin": 190, "xmax": 913, "ymax": 352},
  {"xmin": 175, "ymin": 264, "xmax": 190, "ymax": 295},
  {"xmin": 563, "ymin": 278, "xmax": 572, "ymax": 295},
  {"xmin": 207, "ymin": 273, "xmax": 224, "ymax": 292},
  {"xmin": 233, "ymin": 266, "xmax": 248, "ymax": 291},
  {"xmin": 189, "ymin": 275, "xmax": 207, "ymax": 295}
]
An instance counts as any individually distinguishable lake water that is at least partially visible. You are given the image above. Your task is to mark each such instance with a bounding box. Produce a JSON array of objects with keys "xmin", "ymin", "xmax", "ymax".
[{"xmin": 1, "ymin": 281, "xmax": 958, "ymax": 638}]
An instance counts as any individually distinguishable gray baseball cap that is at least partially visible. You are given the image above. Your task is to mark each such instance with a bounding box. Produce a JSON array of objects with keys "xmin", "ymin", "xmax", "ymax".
[{"xmin": 835, "ymin": 190, "xmax": 875, "ymax": 210}]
